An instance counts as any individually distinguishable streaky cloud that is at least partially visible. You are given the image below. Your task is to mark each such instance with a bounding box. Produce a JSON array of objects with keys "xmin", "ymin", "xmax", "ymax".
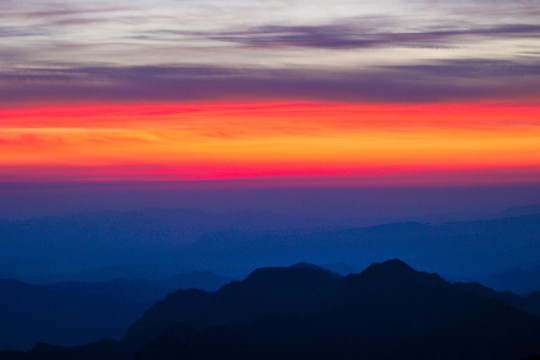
[
  {"xmin": 203, "ymin": 23, "xmax": 540, "ymax": 49},
  {"xmin": 1, "ymin": 59, "xmax": 539, "ymax": 104}
]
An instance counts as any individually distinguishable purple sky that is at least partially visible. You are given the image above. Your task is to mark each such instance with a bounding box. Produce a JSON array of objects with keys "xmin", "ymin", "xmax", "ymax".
[{"xmin": 1, "ymin": 0, "xmax": 539, "ymax": 105}]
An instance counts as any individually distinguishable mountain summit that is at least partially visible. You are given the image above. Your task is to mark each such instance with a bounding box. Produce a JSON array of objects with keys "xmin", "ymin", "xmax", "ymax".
[
  {"xmin": 4, "ymin": 259, "xmax": 540, "ymax": 360},
  {"xmin": 358, "ymin": 258, "xmax": 446, "ymax": 285}
]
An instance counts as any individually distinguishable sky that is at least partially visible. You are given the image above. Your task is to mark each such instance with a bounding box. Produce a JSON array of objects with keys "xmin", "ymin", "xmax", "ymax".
[
  {"xmin": 0, "ymin": 0, "xmax": 539, "ymax": 212},
  {"xmin": 1, "ymin": 0, "xmax": 540, "ymax": 281}
]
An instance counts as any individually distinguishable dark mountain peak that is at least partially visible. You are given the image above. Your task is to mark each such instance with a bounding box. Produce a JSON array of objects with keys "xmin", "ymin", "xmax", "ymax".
[
  {"xmin": 242, "ymin": 265, "xmax": 339, "ymax": 289},
  {"xmin": 376, "ymin": 258, "xmax": 412, "ymax": 269},
  {"xmin": 124, "ymin": 265, "xmax": 340, "ymax": 351},
  {"xmin": 355, "ymin": 259, "xmax": 446, "ymax": 286},
  {"xmin": 289, "ymin": 262, "xmax": 341, "ymax": 276},
  {"xmin": 363, "ymin": 258, "xmax": 416, "ymax": 275}
]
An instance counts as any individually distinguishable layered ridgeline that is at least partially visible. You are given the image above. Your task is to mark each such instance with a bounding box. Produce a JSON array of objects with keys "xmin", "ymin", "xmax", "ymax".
[
  {"xmin": 0, "ymin": 272, "xmax": 231, "ymax": 351},
  {"xmin": 3, "ymin": 212, "xmax": 540, "ymax": 290},
  {"xmin": 3, "ymin": 260, "xmax": 540, "ymax": 360}
]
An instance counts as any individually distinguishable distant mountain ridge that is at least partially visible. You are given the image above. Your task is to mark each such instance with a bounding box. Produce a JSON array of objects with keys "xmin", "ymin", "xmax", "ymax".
[
  {"xmin": 500, "ymin": 203, "xmax": 540, "ymax": 217},
  {"xmin": 477, "ymin": 265, "xmax": 540, "ymax": 295},
  {"xmin": 5, "ymin": 259, "xmax": 540, "ymax": 360},
  {"xmin": 3, "ymin": 211, "xmax": 540, "ymax": 283}
]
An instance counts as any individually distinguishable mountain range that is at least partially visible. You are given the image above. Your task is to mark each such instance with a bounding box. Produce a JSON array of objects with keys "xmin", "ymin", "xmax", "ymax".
[
  {"xmin": 0, "ymin": 272, "xmax": 231, "ymax": 351},
  {"xmin": 2, "ymin": 210, "xmax": 540, "ymax": 284},
  {"xmin": 3, "ymin": 259, "xmax": 540, "ymax": 360}
]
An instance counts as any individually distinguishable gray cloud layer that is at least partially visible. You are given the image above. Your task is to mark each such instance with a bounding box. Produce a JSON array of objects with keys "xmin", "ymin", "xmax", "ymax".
[
  {"xmin": 206, "ymin": 23, "xmax": 540, "ymax": 49},
  {"xmin": 1, "ymin": 1, "xmax": 538, "ymax": 105},
  {"xmin": 1, "ymin": 59, "xmax": 539, "ymax": 104}
]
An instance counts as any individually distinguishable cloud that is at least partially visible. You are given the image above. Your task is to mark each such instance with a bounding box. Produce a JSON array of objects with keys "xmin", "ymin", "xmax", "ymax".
[
  {"xmin": 0, "ymin": 58, "xmax": 539, "ymax": 105},
  {"xmin": 389, "ymin": 59, "xmax": 540, "ymax": 78},
  {"xmin": 145, "ymin": 22, "xmax": 540, "ymax": 50},
  {"xmin": 0, "ymin": 2, "xmax": 128, "ymax": 29},
  {"xmin": 0, "ymin": 26, "xmax": 48, "ymax": 38}
]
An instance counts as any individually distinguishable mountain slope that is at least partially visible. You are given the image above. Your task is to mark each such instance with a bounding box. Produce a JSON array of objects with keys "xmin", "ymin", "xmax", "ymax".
[
  {"xmin": 0, "ymin": 272, "xmax": 231, "ymax": 351},
  {"xmin": 133, "ymin": 260, "xmax": 540, "ymax": 360},
  {"xmin": 4, "ymin": 260, "xmax": 540, "ymax": 360},
  {"xmin": 123, "ymin": 266, "xmax": 339, "ymax": 350}
]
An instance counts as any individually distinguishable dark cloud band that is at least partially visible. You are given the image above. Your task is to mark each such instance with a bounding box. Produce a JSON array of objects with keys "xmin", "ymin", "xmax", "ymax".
[
  {"xmin": 1, "ymin": 59, "xmax": 539, "ymax": 105},
  {"xmin": 145, "ymin": 23, "xmax": 540, "ymax": 50}
]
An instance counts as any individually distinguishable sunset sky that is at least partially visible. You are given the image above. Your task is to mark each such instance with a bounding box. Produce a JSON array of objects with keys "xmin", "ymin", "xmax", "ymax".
[{"xmin": 1, "ymin": 0, "xmax": 539, "ymax": 187}]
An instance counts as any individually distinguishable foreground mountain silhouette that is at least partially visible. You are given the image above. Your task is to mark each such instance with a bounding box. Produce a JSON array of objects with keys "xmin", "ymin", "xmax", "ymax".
[
  {"xmin": 0, "ymin": 272, "xmax": 231, "ymax": 351},
  {"xmin": 3, "ymin": 259, "xmax": 540, "ymax": 360}
]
